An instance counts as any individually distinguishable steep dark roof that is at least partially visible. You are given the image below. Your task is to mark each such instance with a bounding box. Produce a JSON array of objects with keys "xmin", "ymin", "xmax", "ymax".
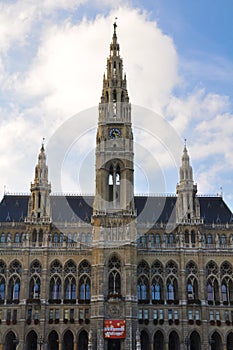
[{"xmin": 0, "ymin": 194, "xmax": 232, "ymax": 225}]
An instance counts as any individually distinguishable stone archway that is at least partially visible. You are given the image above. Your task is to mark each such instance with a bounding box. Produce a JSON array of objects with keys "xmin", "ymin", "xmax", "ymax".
[
  {"xmin": 153, "ymin": 330, "xmax": 165, "ymax": 350},
  {"xmin": 141, "ymin": 330, "xmax": 150, "ymax": 350},
  {"xmin": 63, "ymin": 330, "xmax": 74, "ymax": 350},
  {"xmin": 48, "ymin": 331, "xmax": 59, "ymax": 350},
  {"xmin": 78, "ymin": 330, "xmax": 88, "ymax": 350},
  {"xmin": 190, "ymin": 331, "xmax": 201, "ymax": 350},
  {"xmin": 25, "ymin": 330, "xmax": 37, "ymax": 350},
  {"xmin": 227, "ymin": 332, "xmax": 233, "ymax": 350},
  {"xmin": 5, "ymin": 331, "xmax": 17, "ymax": 350},
  {"xmin": 210, "ymin": 332, "xmax": 222, "ymax": 350},
  {"xmin": 168, "ymin": 331, "xmax": 180, "ymax": 350}
]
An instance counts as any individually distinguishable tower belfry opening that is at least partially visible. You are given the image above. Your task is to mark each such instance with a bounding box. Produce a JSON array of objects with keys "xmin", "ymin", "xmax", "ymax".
[{"xmin": 108, "ymin": 163, "xmax": 121, "ymax": 205}]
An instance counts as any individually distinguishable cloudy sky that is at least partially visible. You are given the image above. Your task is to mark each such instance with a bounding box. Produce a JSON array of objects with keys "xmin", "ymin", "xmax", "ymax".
[{"xmin": 0, "ymin": 0, "xmax": 233, "ymax": 210}]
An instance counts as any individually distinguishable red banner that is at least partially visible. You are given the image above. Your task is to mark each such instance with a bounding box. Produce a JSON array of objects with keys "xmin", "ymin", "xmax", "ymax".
[{"xmin": 104, "ymin": 320, "xmax": 126, "ymax": 339}]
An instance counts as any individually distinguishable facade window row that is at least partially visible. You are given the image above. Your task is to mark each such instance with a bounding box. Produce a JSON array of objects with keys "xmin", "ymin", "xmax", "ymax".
[
  {"xmin": 0, "ymin": 259, "xmax": 91, "ymax": 303},
  {"xmin": 136, "ymin": 259, "xmax": 233, "ymax": 304}
]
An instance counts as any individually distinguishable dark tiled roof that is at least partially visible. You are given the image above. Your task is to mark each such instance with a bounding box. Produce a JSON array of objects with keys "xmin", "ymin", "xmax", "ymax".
[{"xmin": 0, "ymin": 194, "xmax": 232, "ymax": 225}]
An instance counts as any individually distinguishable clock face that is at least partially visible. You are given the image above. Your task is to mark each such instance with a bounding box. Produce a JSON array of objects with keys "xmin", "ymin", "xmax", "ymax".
[{"xmin": 109, "ymin": 128, "xmax": 121, "ymax": 139}]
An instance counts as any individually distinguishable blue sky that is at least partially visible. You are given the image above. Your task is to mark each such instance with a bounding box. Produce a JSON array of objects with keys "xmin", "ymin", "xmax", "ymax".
[{"xmin": 0, "ymin": 0, "xmax": 233, "ymax": 211}]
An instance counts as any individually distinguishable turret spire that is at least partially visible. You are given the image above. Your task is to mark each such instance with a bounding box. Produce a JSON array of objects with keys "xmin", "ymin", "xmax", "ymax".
[
  {"xmin": 26, "ymin": 143, "xmax": 51, "ymax": 223},
  {"xmin": 176, "ymin": 143, "xmax": 200, "ymax": 223}
]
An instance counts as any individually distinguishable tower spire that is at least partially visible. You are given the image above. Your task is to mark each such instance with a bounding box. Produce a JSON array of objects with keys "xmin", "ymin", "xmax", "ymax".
[
  {"xmin": 26, "ymin": 143, "xmax": 51, "ymax": 223},
  {"xmin": 92, "ymin": 23, "xmax": 135, "ymax": 242},
  {"xmin": 176, "ymin": 143, "xmax": 200, "ymax": 223}
]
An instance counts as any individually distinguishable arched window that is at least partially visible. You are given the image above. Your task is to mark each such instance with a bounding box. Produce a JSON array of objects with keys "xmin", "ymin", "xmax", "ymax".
[
  {"xmin": 64, "ymin": 276, "xmax": 76, "ymax": 300},
  {"xmin": 166, "ymin": 277, "xmax": 178, "ymax": 301},
  {"xmin": 169, "ymin": 234, "xmax": 174, "ymax": 244},
  {"xmin": 222, "ymin": 283, "xmax": 228, "ymax": 302},
  {"xmin": 191, "ymin": 230, "xmax": 196, "ymax": 244},
  {"xmin": 78, "ymin": 260, "xmax": 91, "ymax": 302},
  {"xmin": 32, "ymin": 229, "xmax": 37, "ymax": 243},
  {"xmin": 8, "ymin": 277, "xmax": 20, "ymax": 300},
  {"xmin": 108, "ymin": 255, "xmax": 121, "ymax": 297},
  {"xmin": 0, "ymin": 277, "xmax": 5, "ymax": 300},
  {"xmin": 221, "ymin": 234, "xmax": 226, "ymax": 245},
  {"xmin": 50, "ymin": 277, "xmax": 62, "ymax": 300},
  {"xmin": 137, "ymin": 260, "xmax": 150, "ymax": 303},
  {"xmin": 0, "ymin": 260, "xmax": 6, "ymax": 301},
  {"xmin": 207, "ymin": 282, "xmax": 214, "ymax": 301},
  {"xmin": 67, "ymin": 233, "xmax": 72, "ymax": 243},
  {"xmin": 79, "ymin": 276, "xmax": 90, "ymax": 301},
  {"xmin": 185, "ymin": 230, "xmax": 189, "ymax": 244},
  {"xmin": 8, "ymin": 260, "xmax": 22, "ymax": 301},
  {"xmin": 166, "ymin": 282, "xmax": 174, "ymax": 300},
  {"xmin": 155, "ymin": 233, "xmax": 161, "ymax": 244},
  {"xmin": 1, "ymin": 233, "xmax": 5, "ymax": 243},
  {"xmin": 137, "ymin": 276, "xmax": 149, "ymax": 302},
  {"xmin": 38, "ymin": 229, "xmax": 43, "ymax": 243},
  {"xmin": 49, "ymin": 260, "xmax": 62, "ymax": 301},
  {"xmin": 29, "ymin": 260, "xmax": 42, "ymax": 299},
  {"xmin": 207, "ymin": 234, "xmax": 213, "ymax": 244},
  {"xmin": 1, "ymin": 232, "xmax": 6, "ymax": 243},
  {"xmin": 151, "ymin": 277, "xmax": 163, "ymax": 302},
  {"xmin": 64, "ymin": 262, "xmax": 77, "ymax": 301},
  {"xmin": 29, "ymin": 276, "xmax": 41, "ymax": 299},
  {"xmin": 207, "ymin": 278, "xmax": 219, "ymax": 303},
  {"xmin": 15, "ymin": 233, "xmax": 20, "ymax": 243},
  {"xmin": 186, "ymin": 277, "xmax": 198, "ymax": 300},
  {"xmin": 53, "ymin": 233, "xmax": 58, "ymax": 243}
]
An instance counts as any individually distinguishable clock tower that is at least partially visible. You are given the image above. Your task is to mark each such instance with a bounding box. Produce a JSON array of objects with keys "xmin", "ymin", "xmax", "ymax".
[
  {"xmin": 92, "ymin": 21, "xmax": 136, "ymax": 242},
  {"xmin": 91, "ymin": 23, "xmax": 138, "ymax": 350}
]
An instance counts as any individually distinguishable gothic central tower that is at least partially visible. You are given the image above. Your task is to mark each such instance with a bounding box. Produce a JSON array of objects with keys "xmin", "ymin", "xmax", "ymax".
[
  {"xmin": 92, "ymin": 22, "xmax": 136, "ymax": 243},
  {"xmin": 91, "ymin": 23, "xmax": 138, "ymax": 350}
]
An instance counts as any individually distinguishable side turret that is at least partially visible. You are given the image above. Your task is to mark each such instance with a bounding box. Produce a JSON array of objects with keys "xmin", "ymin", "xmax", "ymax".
[
  {"xmin": 26, "ymin": 142, "xmax": 51, "ymax": 224},
  {"xmin": 176, "ymin": 142, "xmax": 200, "ymax": 223}
]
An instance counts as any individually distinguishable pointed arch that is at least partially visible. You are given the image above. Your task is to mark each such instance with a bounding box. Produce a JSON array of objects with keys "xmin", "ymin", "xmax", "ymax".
[
  {"xmin": 63, "ymin": 330, "xmax": 74, "ymax": 350},
  {"xmin": 78, "ymin": 260, "xmax": 91, "ymax": 303},
  {"xmin": 48, "ymin": 331, "xmax": 59, "ymax": 350},
  {"xmin": 137, "ymin": 260, "xmax": 150, "ymax": 303},
  {"xmin": 186, "ymin": 261, "xmax": 198, "ymax": 275},
  {"xmin": 108, "ymin": 254, "xmax": 121, "ymax": 297},
  {"xmin": 227, "ymin": 332, "xmax": 233, "ymax": 350},
  {"xmin": 166, "ymin": 276, "xmax": 178, "ymax": 301},
  {"xmin": 165, "ymin": 260, "xmax": 178, "ymax": 275},
  {"xmin": 210, "ymin": 331, "xmax": 223, "ymax": 350},
  {"xmin": 153, "ymin": 330, "xmax": 165, "ymax": 350},
  {"xmin": 190, "ymin": 331, "xmax": 201, "ymax": 350},
  {"xmin": 151, "ymin": 260, "xmax": 163, "ymax": 275},
  {"xmin": 141, "ymin": 330, "xmax": 150, "ymax": 350},
  {"xmin": 77, "ymin": 330, "xmax": 88, "ymax": 350},
  {"xmin": 151, "ymin": 276, "xmax": 164, "ymax": 303},
  {"xmin": 25, "ymin": 330, "xmax": 37, "ymax": 350},
  {"xmin": 207, "ymin": 277, "xmax": 219, "ymax": 303},
  {"xmin": 5, "ymin": 331, "xmax": 18, "ymax": 350},
  {"xmin": 168, "ymin": 331, "xmax": 180, "ymax": 350}
]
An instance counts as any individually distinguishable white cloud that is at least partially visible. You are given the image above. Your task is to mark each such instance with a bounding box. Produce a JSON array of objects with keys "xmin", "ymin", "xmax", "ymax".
[{"xmin": 0, "ymin": 2, "xmax": 233, "ymax": 210}]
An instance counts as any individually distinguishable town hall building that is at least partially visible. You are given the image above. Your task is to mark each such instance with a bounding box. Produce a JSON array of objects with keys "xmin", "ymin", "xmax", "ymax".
[{"xmin": 0, "ymin": 23, "xmax": 233, "ymax": 350}]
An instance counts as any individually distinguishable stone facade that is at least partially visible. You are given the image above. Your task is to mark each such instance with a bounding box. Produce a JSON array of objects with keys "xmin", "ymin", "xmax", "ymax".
[{"xmin": 0, "ymin": 23, "xmax": 233, "ymax": 350}]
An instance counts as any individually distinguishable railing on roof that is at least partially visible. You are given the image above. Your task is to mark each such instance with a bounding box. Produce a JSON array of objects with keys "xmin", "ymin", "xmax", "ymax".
[{"xmin": 5, "ymin": 192, "xmax": 223, "ymax": 198}]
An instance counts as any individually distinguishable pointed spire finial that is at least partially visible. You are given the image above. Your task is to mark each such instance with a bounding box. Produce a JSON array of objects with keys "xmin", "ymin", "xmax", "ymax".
[
  {"xmin": 41, "ymin": 137, "xmax": 45, "ymax": 151},
  {"xmin": 114, "ymin": 17, "xmax": 118, "ymax": 35}
]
